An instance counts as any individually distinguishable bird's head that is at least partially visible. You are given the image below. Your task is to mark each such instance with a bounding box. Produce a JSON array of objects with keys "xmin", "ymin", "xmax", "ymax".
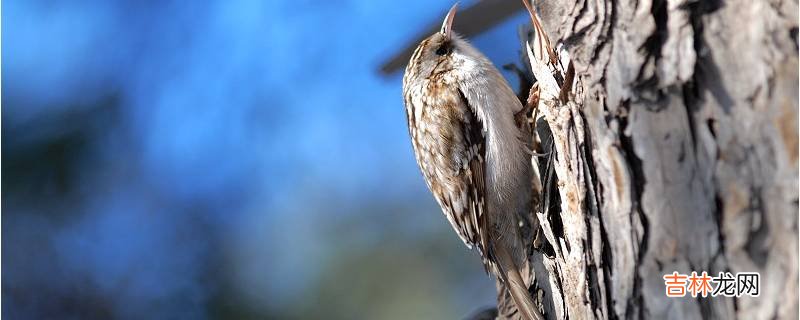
[{"xmin": 404, "ymin": 3, "xmax": 487, "ymax": 83}]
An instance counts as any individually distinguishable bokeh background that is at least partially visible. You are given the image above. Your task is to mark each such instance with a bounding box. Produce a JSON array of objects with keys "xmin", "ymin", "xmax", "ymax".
[{"xmin": 3, "ymin": 1, "xmax": 532, "ymax": 319}]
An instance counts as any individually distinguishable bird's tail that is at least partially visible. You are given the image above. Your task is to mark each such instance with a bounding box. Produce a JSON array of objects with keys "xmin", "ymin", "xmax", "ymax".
[{"xmin": 495, "ymin": 245, "xmax": 544, "ymax": 320}]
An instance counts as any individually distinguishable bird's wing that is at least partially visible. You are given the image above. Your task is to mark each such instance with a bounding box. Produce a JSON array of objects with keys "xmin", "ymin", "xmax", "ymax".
[{"xmin": 439, "ymin": 89, "xmax": 493, "ymax": 272}]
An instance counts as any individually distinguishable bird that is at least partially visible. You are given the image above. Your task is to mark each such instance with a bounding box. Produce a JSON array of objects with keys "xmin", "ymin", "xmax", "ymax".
[{"xmin": 402, "ymin": 3, "xmax": 543, "ymax": 320}]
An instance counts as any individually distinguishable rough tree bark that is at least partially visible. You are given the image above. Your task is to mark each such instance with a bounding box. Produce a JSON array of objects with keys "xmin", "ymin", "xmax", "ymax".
[{"xmin": 492, "ymin": 0, "xmax": 798, "ymax": 319}]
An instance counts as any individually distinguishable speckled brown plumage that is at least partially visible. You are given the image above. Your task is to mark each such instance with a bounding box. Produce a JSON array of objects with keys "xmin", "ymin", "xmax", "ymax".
[{"xmin": 405, "ymin": 63, "xmax": 491, "ymax": 269}]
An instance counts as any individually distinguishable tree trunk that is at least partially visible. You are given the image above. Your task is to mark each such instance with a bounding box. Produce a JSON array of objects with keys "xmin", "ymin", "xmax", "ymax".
[{"xmin": 500, "ymin": 0, "xmax": 798, "ymax": 319}]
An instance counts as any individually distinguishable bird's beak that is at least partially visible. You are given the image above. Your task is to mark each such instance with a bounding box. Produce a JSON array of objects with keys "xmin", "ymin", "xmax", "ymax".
[{"xmin": 440, "ymin": 3, "xmax": 458, "ymax": 39}]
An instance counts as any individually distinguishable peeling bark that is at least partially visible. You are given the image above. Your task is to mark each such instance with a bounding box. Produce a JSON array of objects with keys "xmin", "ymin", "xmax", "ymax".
[{"xmin": 493, "ymin": 0, "xmax": 798, "ymax": 319}]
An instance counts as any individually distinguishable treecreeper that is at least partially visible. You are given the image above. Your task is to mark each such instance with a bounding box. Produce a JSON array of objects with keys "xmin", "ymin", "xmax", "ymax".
[{"xmin": 401, "ymin": 2, "xmax": 545, "ymax": 320}]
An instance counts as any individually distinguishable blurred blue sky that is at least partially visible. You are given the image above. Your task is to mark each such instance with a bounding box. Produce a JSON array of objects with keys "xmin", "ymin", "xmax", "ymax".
[{"xmin": 3, "ymin": 0, "xmax": 531, "ymax": 318}]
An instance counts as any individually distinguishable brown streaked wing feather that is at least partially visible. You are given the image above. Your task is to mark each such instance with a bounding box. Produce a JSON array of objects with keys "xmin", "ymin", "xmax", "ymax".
[
  {"xmin": 422, "ymin": 86, "xmax": 488, "ymax": 259},
  {"xmin": 405, "ymin": 74, "xmax": 493, "ymax": 273},
  {"xmin": 455, "ymin": 89, "xmax": 493, "ymax": 273}
]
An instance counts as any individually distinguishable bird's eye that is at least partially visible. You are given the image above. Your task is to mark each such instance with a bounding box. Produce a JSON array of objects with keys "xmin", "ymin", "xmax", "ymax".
[{"xmin": 435, "ymin": 43, "xmax": 450, "ymax": 56}]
